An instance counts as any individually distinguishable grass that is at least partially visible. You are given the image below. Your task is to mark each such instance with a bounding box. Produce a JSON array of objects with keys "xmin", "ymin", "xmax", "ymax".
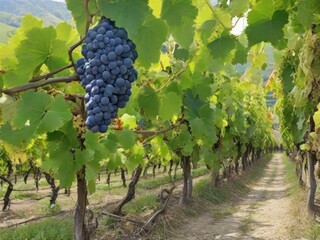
[
  {"xmin": 137, "ymin": 167, "xmax": 209, "ymax": 190},
  {"xmin": 0, "ymin": 218, "xmax": 73, "ymax": 240},
  {"xmin": 239, "ymin": 216, "xmax": 253, "ymax": 234},
  {"xmin": 194, "ymin": 154, "xmax": 272, "ymax": 205},
  {"xmin": 211, "ymin": 206, "xmax": 238, "ymax": 220},
  {"xmin": 11, "ymin": 191, "xmax": 41, "ymax": 200},
  {"xmin": 283, "ymin": 154, "xmax": 320, "ymax": 240},
  {"xmin": 123, "ymin": 193, "xmax": 158, "ymax": 214}
]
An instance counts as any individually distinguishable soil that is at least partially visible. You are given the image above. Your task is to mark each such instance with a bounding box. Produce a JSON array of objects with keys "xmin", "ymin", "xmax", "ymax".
[{"xmin": 169, "ymin": 153, "xmax": 297, "ymax": 240}]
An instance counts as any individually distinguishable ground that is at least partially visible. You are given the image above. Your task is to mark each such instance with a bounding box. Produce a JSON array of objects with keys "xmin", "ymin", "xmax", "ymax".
[{"xmin": 168, "ymin": 153, "xmax": 299, "ymax": 240}]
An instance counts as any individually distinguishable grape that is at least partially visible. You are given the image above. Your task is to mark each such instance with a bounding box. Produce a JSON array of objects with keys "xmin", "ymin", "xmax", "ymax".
[
  {"xmin": 108, "ymin": 51, "xmax": 117, "ymax": 61},
  {"xmin": 115, "ymin": 45, "xmax": 124, "ymax": 55},
  {"xmin": 101, "ymin": 97, "xmax": 109, "ymax": 105},
  {"xmin": 76, "ymin": 17, "xmax": 138, "ymax": 133}
]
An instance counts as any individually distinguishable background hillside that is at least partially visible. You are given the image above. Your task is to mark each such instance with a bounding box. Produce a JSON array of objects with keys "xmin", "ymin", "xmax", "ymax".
[{"xmin": 0, "ymin": 0, "xmax": 71, "ymax": 42}]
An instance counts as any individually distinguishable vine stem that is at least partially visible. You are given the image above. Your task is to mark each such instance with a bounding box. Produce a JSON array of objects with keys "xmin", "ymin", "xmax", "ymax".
[
  {"xmin": 0, "ymin": 75, "xmax": 79, "ymax": 95},
  {"xmin": 206, "ymin": 0, "xmax": 230, "ymax": 30},
  {"xmin": 30, "ymin": 64, "xmax": 74, "ymax": 82}
]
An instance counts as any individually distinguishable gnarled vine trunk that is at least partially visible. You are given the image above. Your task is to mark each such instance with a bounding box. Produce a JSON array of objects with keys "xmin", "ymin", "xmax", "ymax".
[
  {"xmin": 44, "ymin": 172, "xmax": 60, "ymax": 206},
  {"xmin": 307, "ymin": 150, "xmax": 317, "ymax": 215},
  {"xmin": 113, "ymin": 165, "xmax": 142, "ymax": 215},
  {"xmin": 0, "ymin": 175, "xmax": 13, "ymax": 211},
  {"xmin": 180, "ymin": 156, "xmax": 192, "ymax": 205},
  {"xmin": 74, "ymin": 167, "xmax": 89, "ymax": 240},
  {"xmin": 307, "ymin": 115, "xmax": 317, "ymax": 215}
]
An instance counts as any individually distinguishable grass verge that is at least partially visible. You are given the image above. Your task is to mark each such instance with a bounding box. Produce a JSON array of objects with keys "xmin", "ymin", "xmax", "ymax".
[
  {"xmin": 194, "ymin": 154, "xmax": 272, "ymax": 204},
  {"xmin": 0, "ymin": 217, "xmax": 73, "ymax": 240},
  {"xmin": 282, "ymin": 154, "xmax": 320, "ymax": 240}
]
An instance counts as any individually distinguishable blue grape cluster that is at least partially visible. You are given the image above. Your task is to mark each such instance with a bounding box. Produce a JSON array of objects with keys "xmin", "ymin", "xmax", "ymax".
[{"xmin": 76, "ymin": 18, "xmax": 138, "ymax": 133}]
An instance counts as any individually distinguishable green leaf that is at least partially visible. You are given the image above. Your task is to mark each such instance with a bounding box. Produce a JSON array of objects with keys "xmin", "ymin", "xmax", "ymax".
[
  {"xmin": 189, "ymin": 118, "xmax": 207, "ymax": 138},
  {"xmin": 120, "ymin": 114, "xmax": 137, "ymax": 129},
  {"xmin": 66, "ymin": 0, "xmax": 87, "ymax": 36},
  {"xmin": 245, "ymin": 10, "xmax": 289, "ymax": 47},
  {"xmin": 117, "ymin": 130, "xmax": 137, "ymax": 149},
  {"xmin": 98, "ymin": 0, "xmax": 152, "ymax": 34},
  {"xmin": 247, "ymin": 0, "xmax": 275, "ymax": 24},
  {"xmin": 161, "ymin": 0, "xmax": 197, "ymax": 48},
  {"xmin": 207, "ymin": 36, "xmax": 237, "ymax": 60},
  {"xmin": 230, "ymin": 0, "xmax": 249, "ymax": 17},
  {"xmin": 183, "ymin": 91, "xmax": 203, "ymax": 120},
  {"xmin": 232, "ymin": 42, "xmax": 248, "ymax": 64},
  {"xmin": 0, "ymin": 95, "xmax": 17, "ymax": 124},
  {"xmin": 138, "ymin": 87, "xmax": 160, "ymax": 118},
  {"xmin": 281, "ymin": 65, "xmax": 294, "ymax": 94},
  {"xmin": 174, "ymin": 48, "xmax": 190, "ymax": 61},
  {"xmin": 132, "ymin": 15, "xmax": 168, "ymax": 67},
  {"xmin": 126, "ymin": 142, "xmax": 145, "ymax": 171},
  {"xmin": 13, "ymin": 91, "xmax": 72, "ymax": 134},
  {"xmin": 6, "ymin": 27, "xmax": 69, "ymax": 87},
  {"xmin": 0, "ymin": 123, "xmax": 37, "ymax": 146},
  {"xmin": 149, "ymin": 0, "xmax": 162, "ymax": 17},
  {"xmin": 159, "ymin": 92, "xmax": 182, "ymax": 120},
  {"xmin": 198, "ymin": 20, "xmax": 216, "ymax": 44},
  {"xmin": 103, "ymin": 133, "xmax": 118, "ymax": 153}
]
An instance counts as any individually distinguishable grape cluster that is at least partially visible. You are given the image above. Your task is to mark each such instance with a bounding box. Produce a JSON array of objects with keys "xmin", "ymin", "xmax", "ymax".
[{"xmin": 76, "ymin": 18, "xmax": 138, "ymax": 133}]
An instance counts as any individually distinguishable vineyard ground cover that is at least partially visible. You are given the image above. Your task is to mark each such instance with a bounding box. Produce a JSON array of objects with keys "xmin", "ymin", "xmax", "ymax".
[
  {"xmin": 283, "ymin": 155, "xmax": 320, "ymax": 239},
  {"xmin": 159, "ymin": 153, "xmax": 315, "ymax": 240},
  {"xmin": 95, "ymin": 154, "xmax": 271, "ymax": 239},
  {"xmin": 0, "ymin": 166, "xmax": 209, "ymax": 230}
]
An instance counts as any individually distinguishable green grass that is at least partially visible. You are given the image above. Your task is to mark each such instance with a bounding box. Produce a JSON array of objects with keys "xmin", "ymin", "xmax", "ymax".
[
  {"xmin": 239, "ymin": 216, "xmax": 253, "ymax": 234},
  {"xmin": 137, "ymin": 167, "xmax": 209, "ymax": 190},
  {"xmin": 0, "ymin": 218, "xmax": 73, "ymax": 240},
  {"xmin": 194, "ymin": 154, "xmax": 272, "ymax": 205},
  {"xmin": 283, "ymin": 154, "xmax": 320, "ymax": 240},
  {"xmin": 123, "ymin": 193, "xmax": 158, "ymax": 214},
  {"xmin": 211, "ymin": 206, "xmax": 238, "ymax": 220},
  {"xmin": 11, "ymin": 192, "xmax": 41, "ymax": 200}
]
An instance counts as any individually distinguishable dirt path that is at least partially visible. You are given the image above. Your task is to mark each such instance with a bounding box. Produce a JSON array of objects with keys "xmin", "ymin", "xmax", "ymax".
[{"xmin": 169, "ymin": 153, "xmax": 294, "ymax": 240}]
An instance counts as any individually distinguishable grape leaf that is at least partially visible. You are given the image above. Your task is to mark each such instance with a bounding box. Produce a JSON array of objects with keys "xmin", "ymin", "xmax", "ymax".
[
  {"xmin": 245, "ymin": 10, "xmax": 289, "ymax": 47},
  {"xmin": 189, "ymin": 118, "xmax": 207, "ymax": 138},
  {"xmin": 120, "ymin": 114, "xmax": 137, "ymax": 129},
  {"xmin": 116, "ymin": 130, "xmax": 137, "ymax": 149},
  {"xmin": 138, "ymin": 86, "xmax": 160, "ymax": 118},
  {"xmin": 247, "ymin": 0, "xmax": 275, "ymax": 24},
  {"xmin": 0, "ymin": 123, "xmax": 37, "ymax": 146},
  {"xmin": 98, "ymin": 0, "xmax": 152, "ymax": 34},
  {"xmin": 161, "ymin": 0, "xmax": 198, "ymax": 48},
  {"xmin": 149, "ymin": 0, "xmax": 162, "ymax": 17},
  {"xmin": 230, "ymin": 0, "xmax": 249, "ymax": 17},
  {"xmin": 159, "ymin": 92, "xmax": 182, "ymax": 120},
  {"xmin": 66, "ymin": 0, "xmax": 87, "ymax": 36},
  {"xmin": 207, "ymin": 36, "xmax": 237, "ymax": 60},
  {"xmin": 132, "ymin": 15, "xmax": 168, "ymax": 67},
  {"xmin": 13, "ymin": 91, "xmax": 72, "ymax": 134}
]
